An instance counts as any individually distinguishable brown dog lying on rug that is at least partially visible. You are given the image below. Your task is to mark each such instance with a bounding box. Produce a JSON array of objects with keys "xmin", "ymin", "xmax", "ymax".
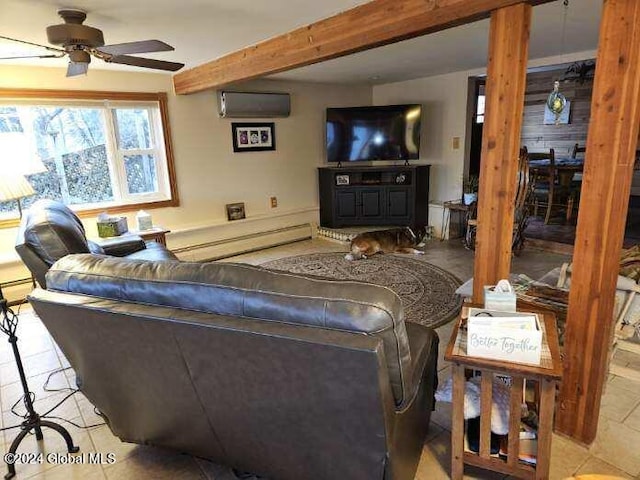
[{"xmin": 345, "ymin": 226, "xmax": 427, "ymax": 261}]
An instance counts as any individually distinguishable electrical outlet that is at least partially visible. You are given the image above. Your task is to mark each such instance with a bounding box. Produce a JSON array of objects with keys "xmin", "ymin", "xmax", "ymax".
[
  {"xmin": 452, "ymin": 136, "xmax": 461, "ymax": 150},
  {"xmin": 270, "ymin": 196, "xmax": 278, "ymax": 208}
]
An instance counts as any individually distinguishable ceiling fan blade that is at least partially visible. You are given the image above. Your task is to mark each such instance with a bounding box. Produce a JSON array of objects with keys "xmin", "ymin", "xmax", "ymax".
[
  {"xmin": 0, "ymin": 35, "xmax": 64, "ymax": 53},
  {"xmin": 67, "ymin": 61, "xmax": 88, "ymax": 77},
  {"xmin": 108, "ymin": 55, "xmax": 184, "ymax": 72},
  {"xmin": 98, "ymin": 40, "xmax": 174, "ymax": 56},
  {"xmin": 0, "ymin": 54, "xmax": 64, "ymax": 60}
]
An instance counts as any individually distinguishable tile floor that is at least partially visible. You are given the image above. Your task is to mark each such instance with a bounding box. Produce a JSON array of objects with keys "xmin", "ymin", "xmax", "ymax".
[{"xmin": 1, "ymin": 238, "xmax": 639, "ymax": 479}]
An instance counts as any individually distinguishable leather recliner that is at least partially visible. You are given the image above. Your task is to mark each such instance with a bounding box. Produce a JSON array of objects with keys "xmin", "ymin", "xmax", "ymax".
[
  {"xmin": 27, "ymin": 253, "xmax": 440, "ymax": 480},
  {"xmin": 15, "ymin": 199, "xmax": 178, "ymax": 288}
]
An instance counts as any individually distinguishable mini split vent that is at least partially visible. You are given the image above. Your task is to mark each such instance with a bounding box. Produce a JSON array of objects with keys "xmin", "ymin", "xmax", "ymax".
[{"xmin": 217, "ymin": 91, "xmax": 291, "ymax": 118}]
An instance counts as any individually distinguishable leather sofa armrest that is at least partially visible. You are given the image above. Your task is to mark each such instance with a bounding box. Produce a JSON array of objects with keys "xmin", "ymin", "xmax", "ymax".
[
  {"xmin": 403, "ymin": 323, "xmax": 439, "ymax": 408},
  {"xmin": 95, "ymin": 236, "xmax": 146, "ymax": 257}
]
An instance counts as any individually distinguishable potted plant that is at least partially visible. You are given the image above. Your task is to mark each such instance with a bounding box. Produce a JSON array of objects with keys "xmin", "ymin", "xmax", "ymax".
[{"xmin": 463, "ymin": 175, "xmax": 479, "ymax": 205}]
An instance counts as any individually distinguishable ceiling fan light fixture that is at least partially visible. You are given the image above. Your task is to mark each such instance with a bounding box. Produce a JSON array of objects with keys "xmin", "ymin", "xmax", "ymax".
[
  {"xmin": 68, "ymin": 49, "xmax": 91, "ymax": 64},
  {"xmin": 66, "ymin": 60, "xmax": 89, "ymax": 77}
]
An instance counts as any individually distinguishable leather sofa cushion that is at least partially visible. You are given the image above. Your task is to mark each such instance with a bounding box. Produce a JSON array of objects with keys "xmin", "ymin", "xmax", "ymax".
[{"xmin": 46, "ymin": 254, "xmax": 412, "ymax": 404}]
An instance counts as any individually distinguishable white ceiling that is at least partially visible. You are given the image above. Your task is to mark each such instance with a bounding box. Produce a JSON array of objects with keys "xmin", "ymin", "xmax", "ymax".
[{"xmin": 0, "ymin": 0, "xmax": 602, "ymax": 85}]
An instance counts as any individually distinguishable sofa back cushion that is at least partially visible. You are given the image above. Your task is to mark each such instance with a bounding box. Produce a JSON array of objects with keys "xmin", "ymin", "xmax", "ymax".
[{"xmin": 47, "ymin": 254, "xmax": 412, "ymax": 404}]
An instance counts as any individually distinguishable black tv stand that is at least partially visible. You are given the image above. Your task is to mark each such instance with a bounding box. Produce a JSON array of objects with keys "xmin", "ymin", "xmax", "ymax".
[{"xmin": 318, "ymin": 165, "xmax": 430, "ymax": 229}]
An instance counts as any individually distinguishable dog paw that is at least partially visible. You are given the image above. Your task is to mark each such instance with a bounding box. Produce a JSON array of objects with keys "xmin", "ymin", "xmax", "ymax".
[
  {"xmin": 344, "ymin": 253, "xmax": 354, "ymax": 261},
  {"xmin": 415, "ymin": 249, "xmax": 425, "ymax": 255}
]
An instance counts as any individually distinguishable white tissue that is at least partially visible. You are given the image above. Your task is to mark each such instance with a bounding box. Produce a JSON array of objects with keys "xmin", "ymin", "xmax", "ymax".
[{"xmin": 494, "ymin": 279, "xmax": 514, "ymax": 293}]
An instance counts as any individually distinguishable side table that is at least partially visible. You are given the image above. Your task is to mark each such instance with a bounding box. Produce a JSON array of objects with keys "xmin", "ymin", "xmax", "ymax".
[
  {"xmin": 441, "ymin": 201, "xmax": 470, "ymax": 241},
  {"xmin": 444, "ymin": 303, "xmax": 563, "ymax": 480},
  {"xmin": 130, "ymin": 227, "xmax": 170, "ymax": 247}
]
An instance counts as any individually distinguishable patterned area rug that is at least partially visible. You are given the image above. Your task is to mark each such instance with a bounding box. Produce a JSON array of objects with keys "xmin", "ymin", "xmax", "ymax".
[{"xmin": 262, "ymin": 253, "xmax": 463, "ymax": 328}]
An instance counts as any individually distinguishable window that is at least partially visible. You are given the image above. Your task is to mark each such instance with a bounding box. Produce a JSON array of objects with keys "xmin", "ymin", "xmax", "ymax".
[
  {"xmin": 0, "ymin": 90, "xmax": 177, "ymax": 224},
  {"xmin": 476, "ymin": 94, "xmax": 486, "ymax": 124}
]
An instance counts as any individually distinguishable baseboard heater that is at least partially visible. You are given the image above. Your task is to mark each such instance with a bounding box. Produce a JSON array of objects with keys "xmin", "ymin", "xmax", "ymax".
[
  {"xmin": 171, "ymin": 223, "xmax": 312, "ymax": 262},
  {"xmin": 1, "ymin": 277, "xmax": 34, "ymax": 306}
]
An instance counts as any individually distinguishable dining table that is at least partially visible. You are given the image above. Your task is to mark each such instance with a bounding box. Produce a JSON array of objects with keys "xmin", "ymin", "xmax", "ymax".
[{"xmin": 528, "ymin": 156, "xmax": 584, "ymax": 187}]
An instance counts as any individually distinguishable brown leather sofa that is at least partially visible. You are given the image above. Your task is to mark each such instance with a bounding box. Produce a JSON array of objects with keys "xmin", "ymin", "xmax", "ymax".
[
  {"xmin": 15, "ymin": 199, "xmax": 178, "ymax": 288},
  {"xmin": 27, "ymin": 253, "xmax": 439, "ymax": 480}
]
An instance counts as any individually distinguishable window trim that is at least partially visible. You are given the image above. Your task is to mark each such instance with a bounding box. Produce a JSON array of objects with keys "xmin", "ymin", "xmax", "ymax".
[{"xmin": 0, "ymin": 89, "xmax": 179, "ymax": 228}]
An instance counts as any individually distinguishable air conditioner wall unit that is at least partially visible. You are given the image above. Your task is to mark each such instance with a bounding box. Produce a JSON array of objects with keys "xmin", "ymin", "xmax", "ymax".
[{"xmin": 217, "ymin": 91, "xmax": 291, "ymax": 118}]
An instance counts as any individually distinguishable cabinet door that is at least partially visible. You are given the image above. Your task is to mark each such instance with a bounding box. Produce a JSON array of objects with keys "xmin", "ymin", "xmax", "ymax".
[
  {"xmin": 387, "ymin": 187, "xmax": 412, "ymax": 222},
  {"xmin": 360, "ymin": 189, "xmax": 384, "ymax": 220},
  {"xmin": 336, "ymin": 189, "xmax": 358, "ymax": 220}
]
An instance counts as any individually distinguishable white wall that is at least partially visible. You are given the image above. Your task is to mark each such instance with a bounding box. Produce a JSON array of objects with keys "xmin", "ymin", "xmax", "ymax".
[
  {"xmin": 373, "ymin": 49, "xmax": 597, "ymax": 237},
  {"xmin": 374, "ymin": 71, "xmax": 469, "ymax": 205},
  {"xmin": 0, "ymin": 64, "xmax": 371, "ymax": 297}
]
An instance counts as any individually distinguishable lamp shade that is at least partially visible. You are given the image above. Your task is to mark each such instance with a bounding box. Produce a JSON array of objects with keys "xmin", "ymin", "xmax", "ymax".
[
  {"xmin": 0, "ymin": 132, "xmax": 46, "ymax": 175},
  {"xmin": 0, "ymin": 173, "xmax": 35, "ymax": 202}
]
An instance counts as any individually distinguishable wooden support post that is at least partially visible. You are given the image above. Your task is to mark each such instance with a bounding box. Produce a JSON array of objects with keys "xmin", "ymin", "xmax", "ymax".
[
  {"xmin": 557, "ymin": 0, "xmax": 640, "ymax": 444},
  {"xmin": 472, "ymin": 3, "xmax": 531, "ymax": 302}
]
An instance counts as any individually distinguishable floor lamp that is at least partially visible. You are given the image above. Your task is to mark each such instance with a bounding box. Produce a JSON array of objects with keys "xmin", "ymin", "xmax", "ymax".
[{"xmin": 0, "ymin": 174, "xmax": 78, "ymax": 480}]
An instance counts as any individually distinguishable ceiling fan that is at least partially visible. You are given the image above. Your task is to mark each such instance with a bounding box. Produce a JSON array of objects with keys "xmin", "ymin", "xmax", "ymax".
[{"xmin": 0, "ymin": 8, "xmax": 184, "ymax": 77}]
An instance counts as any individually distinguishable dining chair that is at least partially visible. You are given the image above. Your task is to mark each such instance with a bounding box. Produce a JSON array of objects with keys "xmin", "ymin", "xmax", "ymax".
[
  {"xmin": 571, "ymin": 143, "xmax": 586, "ymax": 158},
  {"xmin": 569, "ymin": 143, "xmax": 586, "ymax": 200},
  {"xmin": 526, "ymin": 147, "xmax": 574, "ymax": 224},
  {"xmin": 464, "ymin": 149, "xmax": 531, "ymax": 254}
]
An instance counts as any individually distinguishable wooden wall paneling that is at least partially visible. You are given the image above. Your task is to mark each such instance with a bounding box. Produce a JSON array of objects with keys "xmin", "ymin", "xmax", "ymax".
[
  {"xmin": 472, "ymin": 3, "xmax": 532, "ymax": 303},
  {"xmin": 173, "ymin": 0, "xmax": 554, "ymax": 94},
  {"xmin": 520, "ymin": 68, "xmax": 594, "ymax": 155},
  {"xmin": 556, "ymin": 0, "xmax": 640, "ymax": 444}
]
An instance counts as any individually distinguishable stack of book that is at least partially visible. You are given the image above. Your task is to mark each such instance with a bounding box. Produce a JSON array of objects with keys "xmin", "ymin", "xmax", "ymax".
[{"xmin": 498, "ymin": 423, "xmax": 538, "ymax": 465}]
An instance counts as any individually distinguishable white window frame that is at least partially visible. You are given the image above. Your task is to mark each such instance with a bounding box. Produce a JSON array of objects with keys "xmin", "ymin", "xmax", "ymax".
[
  {"xmin": 0, "ymin": 90, "xmax": 178, "ymax": 227},
  {"xmin": 106, "ymin": 101, "xmax": 170, "ymax": 205}
]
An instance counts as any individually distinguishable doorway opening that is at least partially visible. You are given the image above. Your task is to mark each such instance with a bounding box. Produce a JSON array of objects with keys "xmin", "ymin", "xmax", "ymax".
[{"xmin": 466, "ymin": 77, "xmax": 485, "ymax": 179}]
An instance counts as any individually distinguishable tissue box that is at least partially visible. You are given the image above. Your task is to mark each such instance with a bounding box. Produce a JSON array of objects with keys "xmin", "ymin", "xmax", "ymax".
[
  {"xmin": 97, "ymin": 217, "xmax": 128, "ymax": 238},
  {"xmin": 467, "ymin": 308, "xmax": 542, "ymax": 365},
  {"xmin": 484, "ymin": 284, "xmax": 517, "ymax": 312}
]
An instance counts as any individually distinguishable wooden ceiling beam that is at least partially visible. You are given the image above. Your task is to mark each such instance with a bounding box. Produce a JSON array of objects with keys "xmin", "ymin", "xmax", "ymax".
[{"xmin": 173, "ymin": 0, "xmax": 554, "ymax": 95}]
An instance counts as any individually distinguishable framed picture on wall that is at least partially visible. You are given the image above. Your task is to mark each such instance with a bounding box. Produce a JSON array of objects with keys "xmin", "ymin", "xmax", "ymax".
[
  {"xmin": 226, "ymin": 202, "xmax": 246, "ymax": 221},
  {"xmin": 231, "ymin": 122, "xmax": 276, "ymax": 152}
]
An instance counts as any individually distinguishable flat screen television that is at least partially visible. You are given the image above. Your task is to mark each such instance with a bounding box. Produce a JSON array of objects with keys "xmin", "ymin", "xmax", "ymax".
[{"xmin": 326, "ymin": 104, "xmax": 422, "ymax": 163}]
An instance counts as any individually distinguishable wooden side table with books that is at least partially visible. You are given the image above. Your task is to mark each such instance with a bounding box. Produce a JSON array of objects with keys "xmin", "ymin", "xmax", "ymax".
[{"xmin": 444, "ymin": 303, "xmax": 563, "ymax": 480}]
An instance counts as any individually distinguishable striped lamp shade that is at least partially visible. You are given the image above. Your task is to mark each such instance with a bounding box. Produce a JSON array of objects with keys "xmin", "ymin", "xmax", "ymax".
[{"xmin": 0, "ymin": 173, "xmax": 35, "ymax": 202}]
